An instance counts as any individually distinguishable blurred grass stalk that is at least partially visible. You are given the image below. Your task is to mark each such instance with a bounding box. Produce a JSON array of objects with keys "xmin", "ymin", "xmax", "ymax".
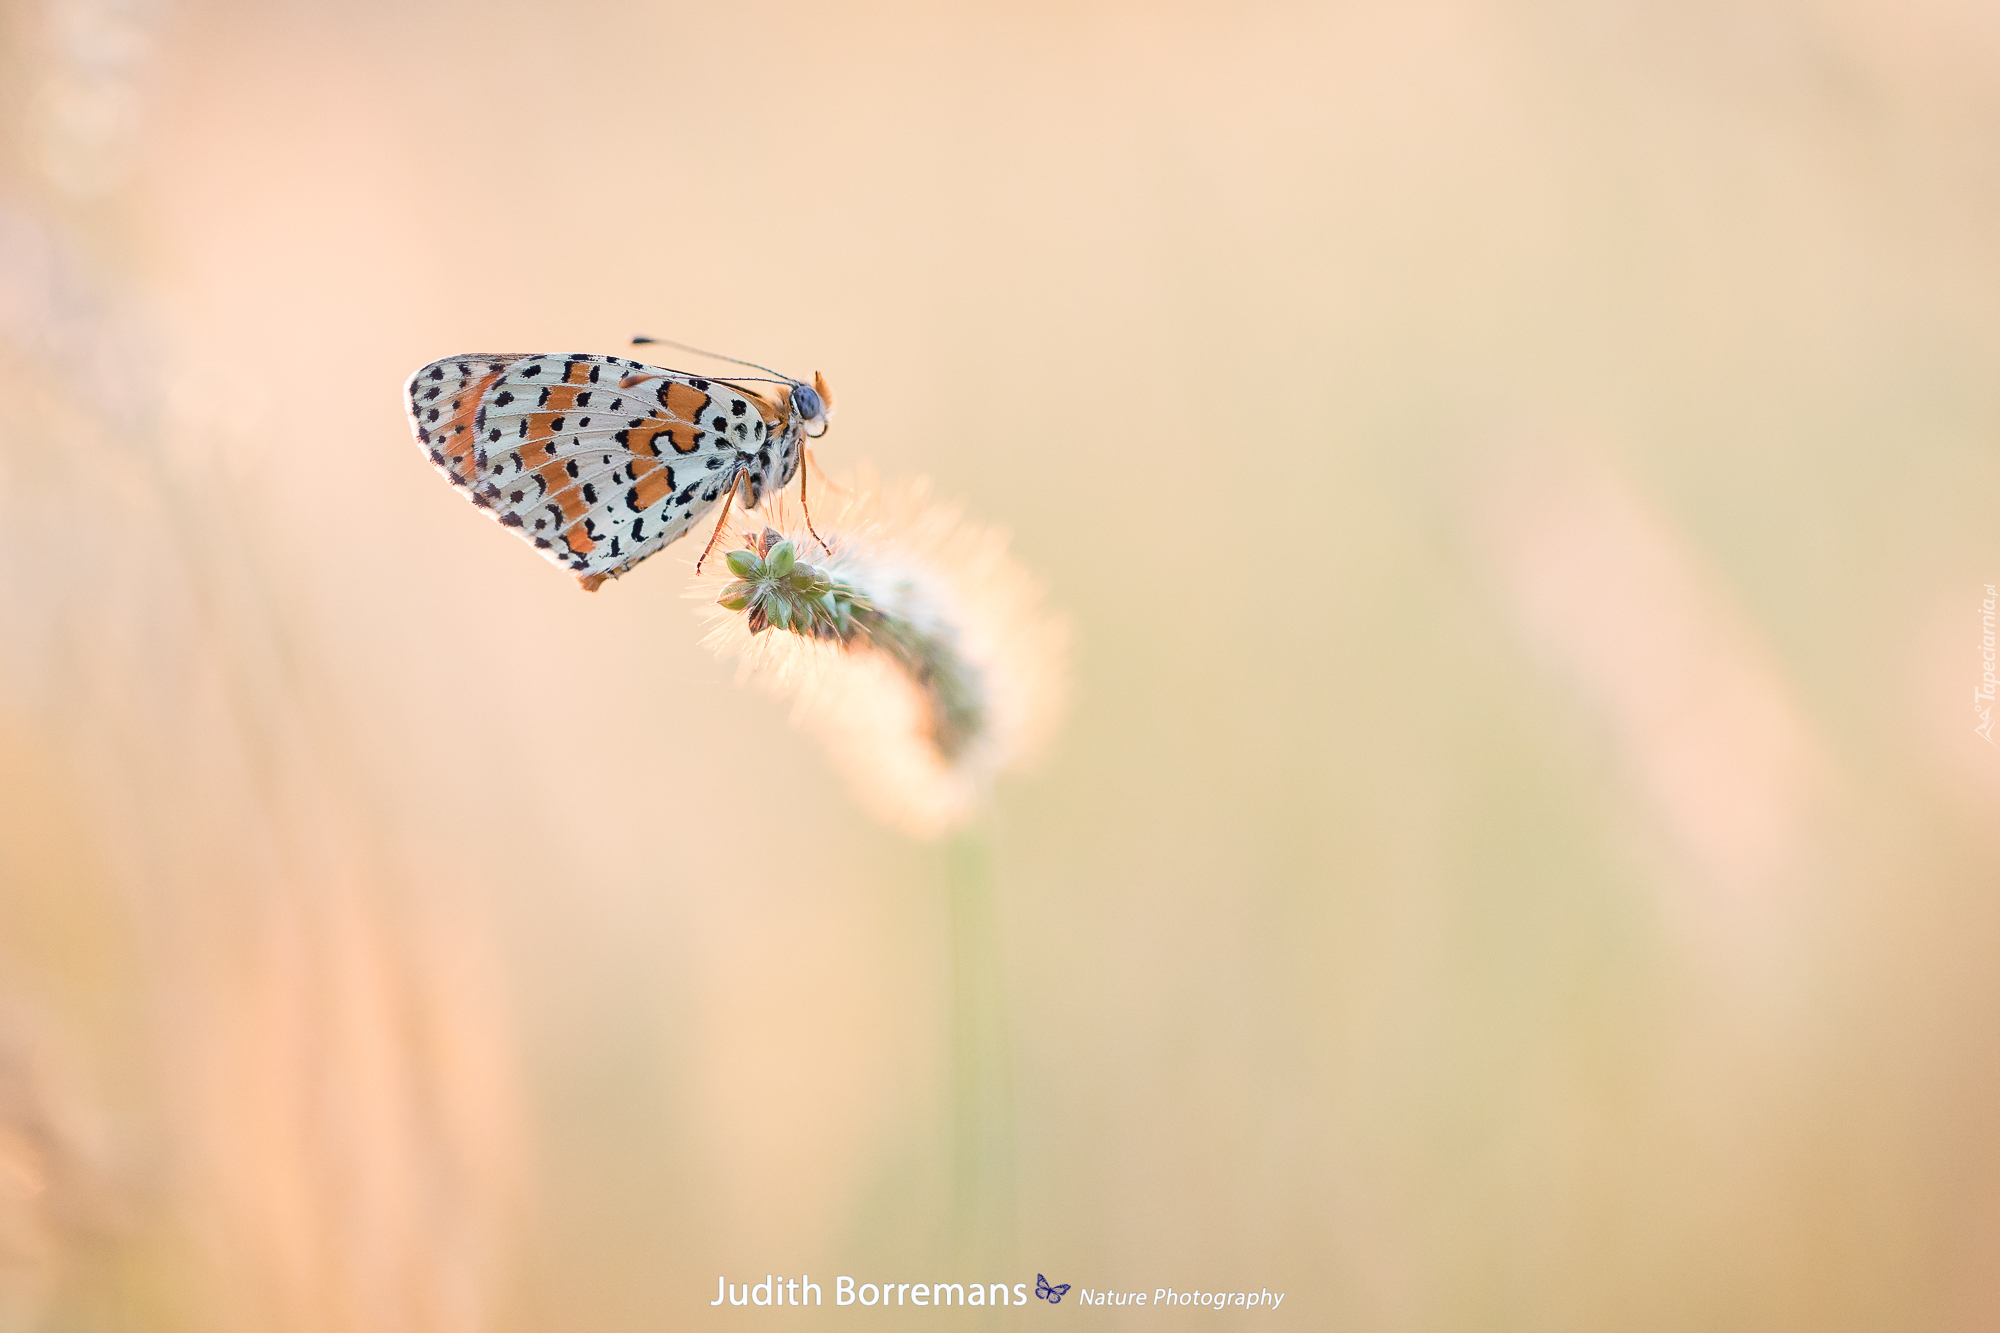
[
  {"xmin": 699, "ymin": 508, "xmax": 1060, "ymax": 1281},
  {"xmin": 0, "ymin": 198, "xmax": 525, "ymax": 1333},
  {"xmin": 945, "ymin": 826, "xmax": 1014, "ymax": 1271}
]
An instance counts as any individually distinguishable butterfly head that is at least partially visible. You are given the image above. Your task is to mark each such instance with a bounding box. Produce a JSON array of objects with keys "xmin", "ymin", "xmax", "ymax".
[{"xmin": 790, "ymin": 372, "xmax": 833, "ymax": 438}]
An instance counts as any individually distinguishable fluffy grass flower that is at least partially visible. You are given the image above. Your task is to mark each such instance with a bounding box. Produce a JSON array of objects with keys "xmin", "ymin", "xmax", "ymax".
[{"xmin": 695, "ymin": 477, "xmax": 1064, "ymax": 837}]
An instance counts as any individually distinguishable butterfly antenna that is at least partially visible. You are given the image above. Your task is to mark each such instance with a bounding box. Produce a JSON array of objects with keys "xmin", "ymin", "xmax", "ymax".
[
  {"xmin": 632, "ymin": 335, "xmax": 791, "ymax": 381},
  {"xmin": 797, "ymin": 447, "xmax": 828, "ymax": 555},
  {"xmin": 693, "ymin": 471, "xmax": 745, "ymax": 575}
]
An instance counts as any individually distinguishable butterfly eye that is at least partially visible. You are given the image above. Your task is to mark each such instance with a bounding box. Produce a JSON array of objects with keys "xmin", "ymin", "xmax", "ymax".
[{"xmin": 790, "ymin": 383, "xmax": 823, "ymax": 423}]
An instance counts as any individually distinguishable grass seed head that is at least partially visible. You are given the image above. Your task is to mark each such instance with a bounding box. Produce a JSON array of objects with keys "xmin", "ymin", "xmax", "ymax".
[{"xmin": 693, "ymin": 477, "xmax": 1065, "ymax": 837}]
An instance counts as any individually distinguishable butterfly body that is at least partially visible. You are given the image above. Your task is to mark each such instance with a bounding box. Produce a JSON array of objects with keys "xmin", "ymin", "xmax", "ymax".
[{"xmin": 406, "ymin": 351, "xmax": 829, "ymax": 590}]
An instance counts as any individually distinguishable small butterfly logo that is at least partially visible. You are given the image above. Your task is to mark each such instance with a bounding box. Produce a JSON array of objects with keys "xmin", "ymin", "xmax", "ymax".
[{"xmin": 1036, "ymin": 1273, "xmax": 1071, "ymax": 1304}]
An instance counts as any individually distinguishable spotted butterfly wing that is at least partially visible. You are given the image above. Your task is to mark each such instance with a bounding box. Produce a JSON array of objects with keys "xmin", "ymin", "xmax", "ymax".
[{"xmin": 406, "ymin": 353, "xmax": 795, "ymax": 590}]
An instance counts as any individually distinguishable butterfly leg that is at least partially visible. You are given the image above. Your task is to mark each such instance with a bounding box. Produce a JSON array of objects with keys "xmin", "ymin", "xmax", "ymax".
[
  {"xmin": 797, "ymin": 446, "xmax": 829, "ymax": 555},
  {"xmin": 693, "ymin": 469, "xmax": 747, "ymax": 575}
]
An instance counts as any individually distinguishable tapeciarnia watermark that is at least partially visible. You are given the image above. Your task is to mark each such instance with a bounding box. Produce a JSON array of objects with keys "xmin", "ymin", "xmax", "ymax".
[{"xmin": 1979, "ymin": 584, "xmax": 1997, "ymax": 744}]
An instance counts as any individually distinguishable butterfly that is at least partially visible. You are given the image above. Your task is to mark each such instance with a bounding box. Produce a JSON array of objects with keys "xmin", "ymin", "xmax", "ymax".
[
  {"xmin": 1036, "ymin": 1274, "xmax": 1070, "ymax": 1304},
  {"xmin": 405, "ymin": 338, "xmax": 831, "ymax": 591}
]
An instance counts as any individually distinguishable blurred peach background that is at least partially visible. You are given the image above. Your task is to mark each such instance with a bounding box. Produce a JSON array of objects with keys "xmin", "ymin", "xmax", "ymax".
[{"xmin": 3, "ymin": 0, "xmax": 2000, "ymax": 1328}]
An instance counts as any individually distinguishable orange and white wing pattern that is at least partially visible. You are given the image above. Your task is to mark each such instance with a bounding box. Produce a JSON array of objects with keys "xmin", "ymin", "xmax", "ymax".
[{"xmin": 406, "ymin": 353, "xmax": 797, "ymax": 590}]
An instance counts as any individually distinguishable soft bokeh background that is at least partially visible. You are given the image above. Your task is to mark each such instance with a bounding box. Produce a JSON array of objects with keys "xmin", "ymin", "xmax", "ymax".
[{"xmin": 2, "ymin": 0, "xmax": 1998, "ymax": 1327}]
